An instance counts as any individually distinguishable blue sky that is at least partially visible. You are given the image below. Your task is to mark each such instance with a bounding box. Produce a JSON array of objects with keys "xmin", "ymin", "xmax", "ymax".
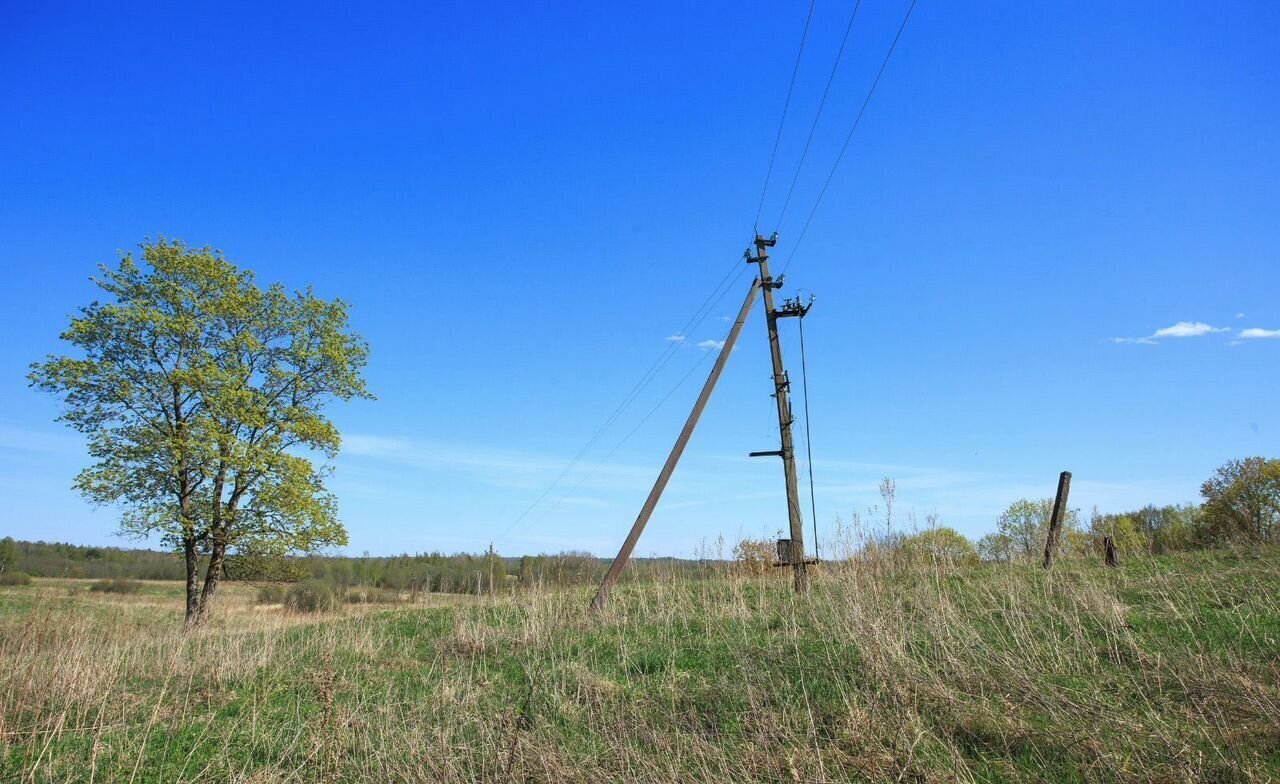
[{"xmin": 1, "ymin": 1, "xmax": 1276, "ymax": 557}]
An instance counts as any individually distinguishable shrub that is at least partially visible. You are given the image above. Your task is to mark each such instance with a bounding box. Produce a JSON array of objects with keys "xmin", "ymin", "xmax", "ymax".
[
  {"xmin": 899, "ymin": 527, "xmax": 979, "ymax": 565},
  {"xmin": 345, "ymin": 588, "xmax": 375, "ymax": 604},
  {"xmin": 0, "ymin": 570, "xmax": 32, "ymax": 586},
  {"xmin": 256, "ymin": 584, "xmax": 287, "ymax": 604},
  {"xmin": 732, "ymin": 538, "xmax": 777, "ymax": 576},
  {"xmin": 345, "ymin": 587, "xmax": 404, "ymax": 604},
  {"xmin": 89, "ymin": 578, "xmax": 141, "ymax": 594},
  {"xmin": 284, "ymin": 580, "xmax": 337, "ymax": 613}
]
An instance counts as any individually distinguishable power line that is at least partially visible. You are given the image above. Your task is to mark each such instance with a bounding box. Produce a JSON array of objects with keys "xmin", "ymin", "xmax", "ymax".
[
  {"xmin": 499, "ymin": 268, "xmax": 749, "ymax": 547},
  {"xmin": 753, "ymin": 0, "xmax": 818, "ymax": 234},
  {"xmin": 520, "ymin": 312, "xmax": 731, "ymax": 537},
  {"xmin": 781, "ymin": 0, "xmax": 918, "ymax": 276},
  {"xmin": 797, "ymin": 309, "xmax": 820, "ymax": 559},
  {"xmin": 775, "ymin": 0, "xmax": 864, "ymax": 230}
]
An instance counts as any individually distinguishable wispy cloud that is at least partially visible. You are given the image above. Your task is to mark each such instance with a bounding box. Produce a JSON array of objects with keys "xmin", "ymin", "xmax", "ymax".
[
  {"xmin": 665, "ymin": 334, "xmax": 685, "ymax": 343},
  {"xmin": 1112, "ymin": 321, "xmax": 1229, "ymax": 344},
  {"xmin": 696, "ymin": 339, "xmax": 725, "ymax": 351},
  {"xmin": 1152, "ymin": 321, "xmax": 1229, "ymax": 338},
  {"xmin": 1239, "ymin": 327, "xmax": 1280, "ymax": 340}
]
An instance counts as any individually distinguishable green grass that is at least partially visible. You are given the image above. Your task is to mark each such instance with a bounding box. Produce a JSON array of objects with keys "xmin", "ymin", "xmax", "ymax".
[{"xmin": 2, "ymin": 550, "xmax": 1278, "ymax": 782}]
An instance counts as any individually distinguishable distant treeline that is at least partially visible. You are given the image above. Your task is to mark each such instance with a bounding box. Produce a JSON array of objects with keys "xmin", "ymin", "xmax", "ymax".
[
  {"xmin": 0, "ymin": 538, "xmax": 710, "ymax": 594},
  {"xmin": 2, "ymin": 539, "xmax": 188, "ymax": 580}
]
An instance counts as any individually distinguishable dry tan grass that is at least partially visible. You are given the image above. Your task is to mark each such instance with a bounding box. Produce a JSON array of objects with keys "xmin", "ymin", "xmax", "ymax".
[{"xmin": 2, "ymin": 551, "xmax": 1278, "ymax": 783}]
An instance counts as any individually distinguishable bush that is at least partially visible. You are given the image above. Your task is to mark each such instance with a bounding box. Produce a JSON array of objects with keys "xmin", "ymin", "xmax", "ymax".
[
  {"xmin": 89, "ymin": 578, "xmax": 141, "ymax": 594},
  {"xmin": 256, "ymin": 584, "xmax": 287, "ymax": 604},
  {"xmin": 899, "ymin": 527, "xmax": 979, "ymax": 565},
  {"xmin": 0, "ymin": 570, "xmax": 32, "ymax": 586},
  {"xmin": 345, "ymin": 588, "xmax": 404, "ymax": 604},
  {"xmin": 732, "ymin": 538, "xmax": 777, "ymax": 576},
  {"xmin": 284, "ymin": 580, "xmax": 337, "ymax": 613}
]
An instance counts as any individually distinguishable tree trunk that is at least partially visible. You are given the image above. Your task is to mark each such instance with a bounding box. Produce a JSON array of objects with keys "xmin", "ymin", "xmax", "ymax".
[
  {"xmin": 195, "ymin": 540, "xmax": 226, "ymax": 626},
  {"xmin": 183, "ymin": 534, "xmax": 200, "ymax": 630}
]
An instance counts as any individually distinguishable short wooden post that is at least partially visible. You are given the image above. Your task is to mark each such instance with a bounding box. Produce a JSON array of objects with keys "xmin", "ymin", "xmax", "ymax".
[
  {"xmin": 1042, "ymin": 471, "xmax": 1072, "ymax": 570},
  {"xmin": 1103, "ymin": 535, "xmax": 1118, "ymax": 568}
]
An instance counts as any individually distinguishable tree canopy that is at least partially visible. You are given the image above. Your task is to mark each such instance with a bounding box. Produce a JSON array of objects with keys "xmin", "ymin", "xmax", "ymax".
[
  {"xmin": 977, "ymin": 498, "xmax": 1083, "ymax": 562},
  {"xmin": 1200, "ymin": 457, "xmax": 1280, "ymax": 544},
  {"xmin": 30, "ymin": 238, "xmax": 371, "ymax": 626}
]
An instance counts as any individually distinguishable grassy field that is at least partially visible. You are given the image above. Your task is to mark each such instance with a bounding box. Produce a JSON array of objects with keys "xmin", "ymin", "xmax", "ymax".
[{"xmin": 1, "ymin": 549, "xmax": 1278, "ymax": 783}]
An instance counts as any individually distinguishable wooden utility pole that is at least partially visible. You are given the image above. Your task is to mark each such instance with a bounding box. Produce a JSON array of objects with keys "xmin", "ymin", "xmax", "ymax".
[
  {"xmin": 747, "ymin": 234, "xmax": 810, "ymax": 593},
  {"xmin": 590, "ymin": 278, "xmax": 762, "ymax": 611},
  {"xmin": 1103, "ymin": 535, "xmax": 1119, "ymax": 568},
  {"xmin": 1042, "ymin": 471, "xmax": 1072, "ymax": 570}
]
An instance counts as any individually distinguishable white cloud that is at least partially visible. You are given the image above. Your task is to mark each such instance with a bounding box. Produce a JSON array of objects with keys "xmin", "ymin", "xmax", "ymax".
[
  {"xmin": 1239, "ymin": 327, "xmax": 1280, "ymax": 340},
  {"xmin": 1236, "ymin": 312, "xmax": 1246, "ymax": 319},
  {"xmin": 1112, "ymin": 321, "xmax": 1229, "ymax": 344},
  {"xmin": 715, "ymin": 316, "xmax": 732, "ymax": 322},
  {"xmin": 696, "ymin": 339, "xmax": 725, "ymax": 351},
  {"xmin": 1151, "ymin": 321, "xmax": 1229, "ymax": 338},
  {"xmin": 665, "ymin": 334, "xmax": 685, "ymax": 343}
]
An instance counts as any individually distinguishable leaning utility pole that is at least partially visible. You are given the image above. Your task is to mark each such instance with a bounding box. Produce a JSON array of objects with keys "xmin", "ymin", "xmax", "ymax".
[
  {"xmin": 746, "ymin": 233, "xmax": 810, "ymax": 593},
  {"xmin": 1042, "ymin": 471, "xmax": 1072, "ymax": 570},
  {"xmin": 590, "ymin": 278, "xmax": 762, "ymax": 611}
]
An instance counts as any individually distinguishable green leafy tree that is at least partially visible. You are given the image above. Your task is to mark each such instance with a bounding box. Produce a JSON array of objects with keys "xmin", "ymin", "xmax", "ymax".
[
  {"xmin": 0, "ymin": 536, "xmax": 16, "ymax": 574},
  {"xmin": 1157, "ymin": 504, "xmax": 1202, "ymax": 552},
  {"xmin": 1087, "ymin": 509, "xmax": 1148, "ymax": 558},
  {"xmin": 30, "ymin": 238, "xmax": 371, "ymax": 628},
  {"xmin": 1200, "ymin": 457, "xmax": 1280, "ymax": 544},
  {"xmin": 976, "ymin": 530, "xmax": 1013, "ymax": 562},
  {"xmin": 983, "ymin": 498, "xmax": 1082, "ymax": 562}
]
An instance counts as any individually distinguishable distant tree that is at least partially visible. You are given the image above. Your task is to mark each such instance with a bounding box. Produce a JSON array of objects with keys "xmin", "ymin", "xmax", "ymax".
[
  {"xmin": 898, "ymin": 527, "xmax": 978, "ymax": 565},
  {"xmin": 983, "ymin": 498, "xmax": 1082, "ymax": 562},
  {"xmin": 976, "ymin": 531, "xmax": 1013, "ymax": 562},
  {"xmin": 29, "ymin": 238, "xmax": 371, "ymax": 628},
  {"xmin": 0, "ymin": 537, "xmax": 15, "ymax": 575},
  {"xmin": 1200, "ymin": 457, "xmax": 1280, "ymax": 544},
  {"xmin": 1087, "ymin": 508, "xmax": 1148, "ymax": 558},
  {"xmin": 1158, "ymin": 504, "xmax": 1202, "ymax": 552}
]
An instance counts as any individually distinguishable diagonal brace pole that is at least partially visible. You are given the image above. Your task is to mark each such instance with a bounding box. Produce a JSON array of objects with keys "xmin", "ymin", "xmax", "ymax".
[{"xmin": 590, "ymin": 278, "xmax": 761, "ymax": 611}]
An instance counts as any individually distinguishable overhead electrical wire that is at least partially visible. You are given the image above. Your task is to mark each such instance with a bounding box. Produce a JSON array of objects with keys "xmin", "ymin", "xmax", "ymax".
[
  {"xmin": 774, "ymin": 0, "xmax": 864, "ymax": 230},
  {"xmin": 496, "ymin": 0, "xmax": 918, "ymax": 552},
  {"xmin": 516, "ymin": 277, "xmax": 751, "ymax": 537},
  {"xmin": 781, "ymin": 0, "xmax": 918, "ymax": 276},
  {"xmin": 753, "ymin": 0, "xmax": 819, "ymax": 234},
  {"xmin": 796, "ymin": 309, "xmax": 820, "ymax": 559}
]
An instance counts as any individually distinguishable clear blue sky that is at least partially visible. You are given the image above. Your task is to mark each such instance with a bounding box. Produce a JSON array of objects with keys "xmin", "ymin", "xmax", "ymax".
[{"xmin": 2, "ymin": 1, "xmax": 1276, "ymax": 557}]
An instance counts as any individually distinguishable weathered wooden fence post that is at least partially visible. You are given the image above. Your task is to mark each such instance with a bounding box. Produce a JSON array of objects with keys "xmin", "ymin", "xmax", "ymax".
[
  {"xmin": 1042, "ymin": 471, "xmax": 1072, "ymax": 570},
  {"xmin": 1103, "ymin": 535, "xmax": 1119, "ymax": 568}
]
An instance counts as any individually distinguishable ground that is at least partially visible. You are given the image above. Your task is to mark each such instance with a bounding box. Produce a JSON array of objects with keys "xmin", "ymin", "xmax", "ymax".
[{"xmin": 2, "ymin": 550, "xmax": 1278, "ymax": 783}]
